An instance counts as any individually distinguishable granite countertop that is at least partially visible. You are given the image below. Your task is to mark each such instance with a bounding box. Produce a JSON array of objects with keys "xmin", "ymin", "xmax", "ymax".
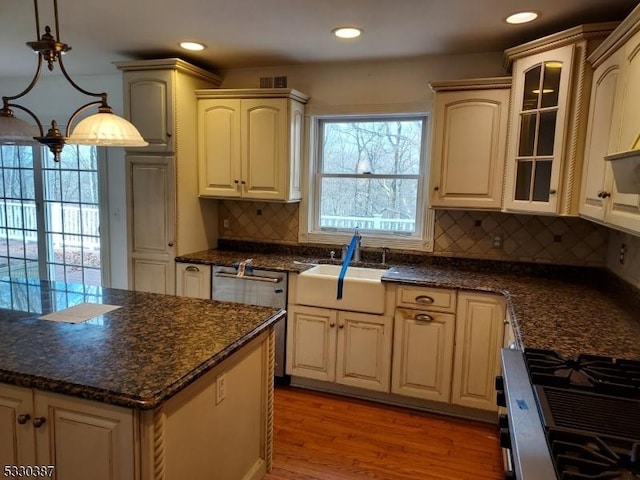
[
  {"xmin": 177, "ymin": 247, "xmax": 640, "ymax": 360},
  {"xmin": 0, "ymin": 278, "xmax": 284, "ymax": 409}
]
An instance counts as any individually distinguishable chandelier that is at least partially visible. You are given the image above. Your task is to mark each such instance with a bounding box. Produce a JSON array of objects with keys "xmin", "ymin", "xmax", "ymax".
[{"xmin": 0, "ymin": 0, "xmax": 148, "ymax": 161}]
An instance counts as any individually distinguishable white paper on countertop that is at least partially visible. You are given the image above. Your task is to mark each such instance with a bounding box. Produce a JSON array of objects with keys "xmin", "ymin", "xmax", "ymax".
[{"xmin": 38, "ymin": 303, "xmax": 121, "ymax": 324}]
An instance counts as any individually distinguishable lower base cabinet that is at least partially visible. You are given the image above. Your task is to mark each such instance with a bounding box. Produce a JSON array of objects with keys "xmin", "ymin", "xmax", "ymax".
[
  {"xmin": 451, "ymin": 292, "xmax": 506, "ymax": 411},
  {"xmin": 0, "ymin": 384, "xmax": 134, "ymax": 479},
  {"xmin": 0, "ymin": 331, "xmax": 273, "ymax": 480},
  {"xmin": 391, "ymin": 308, "xmax": 455, "ymax": 402},
  {"xmin": 286, "ymin": 304, "xmax": 393, "ymax": 392}
]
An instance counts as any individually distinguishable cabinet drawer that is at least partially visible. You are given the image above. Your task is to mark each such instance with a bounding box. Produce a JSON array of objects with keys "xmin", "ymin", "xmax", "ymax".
[{"xmin": 396, "ymin": 286, "xmax": 456, "ymax": 312}]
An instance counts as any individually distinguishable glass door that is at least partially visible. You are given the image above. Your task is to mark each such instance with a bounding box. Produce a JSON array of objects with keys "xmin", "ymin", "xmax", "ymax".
[{"xmin": 0, "ymin": 144, "xmax": 104, "ymax": 286}]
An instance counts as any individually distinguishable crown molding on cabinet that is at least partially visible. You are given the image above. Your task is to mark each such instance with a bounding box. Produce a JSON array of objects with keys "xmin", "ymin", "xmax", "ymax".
[
  {"xmin": 503, "ymin": 23, "xmax": 619, "ymax": 72},
  {"xmin": 429, "ymin": 77, "xmax": 512, "ymax": 92},
  {"xmin": 114, "ymin": 58, "xmax": 222, "ymax": 86},
  {"xmin": 588, "ymin": 4, "xmax": 640, "ymax": 68}
]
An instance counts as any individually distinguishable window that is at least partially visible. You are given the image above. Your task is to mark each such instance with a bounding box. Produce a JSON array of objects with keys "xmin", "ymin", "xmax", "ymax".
[
  {"xmin": 0, "ymin": 144, "xmax": 106, "ymax": 286},
  {"xmin": 302, "ymin": 113, "xmax": 434, "ymax": 251}
]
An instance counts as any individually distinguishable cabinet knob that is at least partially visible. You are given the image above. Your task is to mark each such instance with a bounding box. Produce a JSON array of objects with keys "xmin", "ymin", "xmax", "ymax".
[
  {"xmin": 33, "ymin": 417, "xmax": 46, "ymax": 428},
  {"xmin": 329, "ymin": 322, "xmax": 336, "ymax": 328},
  {"xmin": 433, "ymin": 186, "xmax": 439, "ymax": 191},
  {"xmin": 17, "ymin": 413, "xmax": 30, "ymax": 425},
  {"xmin": 338, "ymin": 323, "xmax": 344, "ymax": 329},
  {"xmin": 549, "ymin": 189, "xmax": 557, "ymax": 195},
  {"xmin": 597, "ymin": 191, "xmax": 611, "ymax": 198},
  {"xmin": 166, "ymin": 132, "xmax": 172, "ymax": 138},
  {"xmin": 234, "ymin": 179, "xmax": 240, "ymax": 184},
  {"xmin": 168, "ymin": 242, "xmax": 174, "ymax": 247},
  {"xmin": 241, "ymin": 180, "xmax": 246, "ymax": 185}
]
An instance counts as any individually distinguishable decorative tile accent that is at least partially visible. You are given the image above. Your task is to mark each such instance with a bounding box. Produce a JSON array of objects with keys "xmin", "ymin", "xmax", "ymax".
[
  {"xmin": 217, "ymin": 200, "xmax": 610, "ymax": 266},
  {"xmin": 433, "ymin": 210, "xmax": 608, "ymax": 266},
  {"xmin": 219, "ymin": 200, "xmax": 299, "ymax": 243}
]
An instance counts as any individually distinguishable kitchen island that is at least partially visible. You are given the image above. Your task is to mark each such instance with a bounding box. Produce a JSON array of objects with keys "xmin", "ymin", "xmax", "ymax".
[{"xmin": 0, "ymin": 277, "xmax": 285, "ymax": 480}]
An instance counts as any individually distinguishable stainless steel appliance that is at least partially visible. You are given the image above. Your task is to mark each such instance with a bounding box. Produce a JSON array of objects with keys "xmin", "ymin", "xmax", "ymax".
[
  {"xmin": 498, "ymin": 348, "xmax": 640, "ymax": 479},
  {"xmin": 211, "ymin": 265, "xmax": 287, "ymax": 377}
]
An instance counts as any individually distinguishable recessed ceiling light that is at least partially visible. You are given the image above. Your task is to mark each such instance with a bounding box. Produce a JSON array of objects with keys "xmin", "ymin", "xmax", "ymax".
[
  {"xmin": 179, "ymin": 41, "xmax": 206, "ymax": 51},
  {"xmin": 332, "ymin": 27, "xmax": 363, "ymax": 39},
  {"xmin": 505, "ymin": 11, "xmax": 539, "ymax": 24}
]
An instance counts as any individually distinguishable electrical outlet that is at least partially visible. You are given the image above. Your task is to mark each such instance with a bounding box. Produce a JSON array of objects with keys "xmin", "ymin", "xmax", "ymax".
[
  {"xmin": 223, "ymin": 219, "xmax": 229, "ymax": 229},
  {"xmin": 216, "ymin": 374, "xmax": 226, "ymax": 405},
  {"xmin": 492, "ymin": 234, "xmax": 503, "ymax": 249},
  {"xmin": 620, "ymin": 243, "xmax": 627, "ymax": 264}
]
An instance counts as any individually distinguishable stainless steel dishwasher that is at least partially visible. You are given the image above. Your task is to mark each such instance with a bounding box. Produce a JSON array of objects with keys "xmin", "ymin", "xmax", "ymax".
[{"xmin": 211, "ymin": 265, "xmax": 287, "ymax": 378}]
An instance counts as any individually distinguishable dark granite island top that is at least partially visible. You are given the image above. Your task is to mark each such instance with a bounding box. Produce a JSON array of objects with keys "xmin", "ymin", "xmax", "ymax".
[{"xmin": 0, "ymin": 277, "xmax": 285, "ymax": 409}]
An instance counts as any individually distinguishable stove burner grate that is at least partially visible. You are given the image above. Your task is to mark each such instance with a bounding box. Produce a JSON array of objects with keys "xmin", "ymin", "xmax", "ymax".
[{"xmin": 524, "ymin": 349, "xmax": 640, "ymax": 398}]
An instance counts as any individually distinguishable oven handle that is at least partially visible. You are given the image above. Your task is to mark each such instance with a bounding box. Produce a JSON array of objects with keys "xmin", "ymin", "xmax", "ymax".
[{"xmin": 214, "ymin": 272, "xmax": 282, "ymax": 283}]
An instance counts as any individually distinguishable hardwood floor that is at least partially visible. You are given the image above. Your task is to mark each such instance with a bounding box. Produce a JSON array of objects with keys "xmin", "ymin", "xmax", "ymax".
[{"xmin": 266, "ymin": 387, "xmax": 504, "ymax": 480}]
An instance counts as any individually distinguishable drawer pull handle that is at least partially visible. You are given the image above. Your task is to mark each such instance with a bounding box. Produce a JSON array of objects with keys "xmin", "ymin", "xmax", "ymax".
[
  {"xmin": 185, "ymin": 266, "xmax": 200, "ymax": 272},
  {"xmin": 415, "ymin": 295, "xmax": 434, "ymax": 304},
  {"xmin": 415, "ymin": 313, "xmax": 434, "ymax": 322}
]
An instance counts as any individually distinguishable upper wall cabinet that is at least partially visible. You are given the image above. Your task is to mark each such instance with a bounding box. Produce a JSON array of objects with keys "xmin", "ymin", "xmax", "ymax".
[
  {"xmin": 429, "ymin": 78, "xmax": 511, "ymax": 210},
  {"xmin": 118, "ymin": 59, "xmax": 222, "ymax": 154},
  {"xmin": 196, "ymin": 89, "xmax": 309, "ymax": 202},
  {"xmin": 503, "ymin": 24, "xmax": 616, "ymax": 216},
  {"xmin": 581, "ymin": 6, "xmax": 640, "ymax": 235}
]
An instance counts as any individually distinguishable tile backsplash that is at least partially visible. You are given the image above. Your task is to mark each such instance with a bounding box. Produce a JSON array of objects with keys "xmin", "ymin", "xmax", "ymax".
[{"xmin": 218, "ymin": 201, "xmax": 610, "ymax": 266}]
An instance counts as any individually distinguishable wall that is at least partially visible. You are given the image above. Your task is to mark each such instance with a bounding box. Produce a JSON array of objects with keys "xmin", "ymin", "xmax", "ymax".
[
  {"xmin": 216, "ymin": 53, "xmax": 612, "ymax": 267},
  {"xmin": 607, "ymin": 230, "xmax": 640, "ymax": 287},
  {"xmin": 0, "ymin": 73, "xmax": 129, "ymax": 288},
  {"xmin": 218, "ymin": 200, "xmax": 610, "ymax": 266}
]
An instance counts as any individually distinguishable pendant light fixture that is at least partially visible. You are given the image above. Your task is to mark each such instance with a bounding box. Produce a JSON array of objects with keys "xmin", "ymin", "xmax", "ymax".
[{"xmin": 0, "ymin": 0, "xmax": 148, "ymax": 161}]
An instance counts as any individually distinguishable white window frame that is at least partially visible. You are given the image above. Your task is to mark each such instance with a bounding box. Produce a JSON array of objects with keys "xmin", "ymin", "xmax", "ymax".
[{"xmin": 299, "ymin": 106, "xmax": 434, "ymax": 252}]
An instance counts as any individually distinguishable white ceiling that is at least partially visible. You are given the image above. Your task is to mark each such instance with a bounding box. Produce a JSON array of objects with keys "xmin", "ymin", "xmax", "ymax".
[{"xmin": 0, "ymin": 0, "xmax": 638, "ymax": 78}]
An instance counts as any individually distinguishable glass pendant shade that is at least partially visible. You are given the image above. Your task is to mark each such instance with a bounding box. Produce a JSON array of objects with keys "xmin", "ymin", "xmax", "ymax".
[
  {"xmin": 0, "ymin": 113, "xmax": 39, "ymax": 144},
  {"xmin": 67, "ymin": 112, "xmax": 148, "ymax": 146}
]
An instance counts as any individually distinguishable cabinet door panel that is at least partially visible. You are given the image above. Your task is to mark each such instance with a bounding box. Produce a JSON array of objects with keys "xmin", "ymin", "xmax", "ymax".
[
  {"xmin": 198, "ymin": 100, "xmax": 242, "ymax": 197},
  {"xmin": 391, "ymin": 309, "xmax": 455, "ymax": 402},
  {"xmin": 242, "ymin": 99, "xmax": 287, "ymax": 200},
  {"xmin": 451, "ymin": 292, "xmax": 505, "ymax": 411},
  {"xmin": 176, "ymin": 264, "xmax": 212, "ymax": 299},
  {"xmin": 127, "ymin": 156, "xmax": 176, "ymax": 294},
  {"xmin": 286, "ymin": 305, "xmax": 337, "ymax": 382},
  {"xmin": 34, "ymin": 392, "xmax": 134, "ymax": 480},
  {"xmin": 335, "ymin": 312, "xmax": 392, "ymax": 392},
  {"xmin": 504, "ymin": 46, "xmax": 575, "ymax": 214},
  {"xmin": 607, "ymin": 31, "xmax": 640, "ymax": 233},
  {"xmin": 580, "ymin": 55, "xmax": 621, "ymax": 221},
  {"xmin": 125, "ymin": 71, "xmax": 174, "ymax": 152},
  {"xmin": 0, "ymin": 384, "xmax": 35, "ymax": 466},
  {"xmin": 430, "ymin": 89, "xmax": 509, "ymax": 209}
]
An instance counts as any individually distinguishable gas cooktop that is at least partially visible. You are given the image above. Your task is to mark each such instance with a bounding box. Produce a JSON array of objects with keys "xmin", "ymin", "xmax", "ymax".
[{"xmin": 523, "ymin": 349, "xmax": 640, "ymax": 480}]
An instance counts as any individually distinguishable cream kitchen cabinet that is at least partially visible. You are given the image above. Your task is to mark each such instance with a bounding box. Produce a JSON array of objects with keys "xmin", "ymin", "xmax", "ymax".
[
  {"xmin": 429, "ymin": 78, "xmax": 511, "ymax": 210},
  {"xmin": 451, "ymin": 292, "xmax": 505, "ymax": 411},
  {"xmin": 196, "ymin": 89, "xmax": 308, "ymax": 202},
  {"xmin": 391, "ymin": 307, "xmax": 455, "ymax": 403},
  {"xmin": 286, "ymin": 304, "xmax": 393, "ymax": 392},
  {"xmin": 503, "ymin": 24, "xmax": 615, "ymax": 215},
  {"xmin": 581, "ymin": 10, "xmax": 640, "ymax": 234},
  {"xmin": 0, "ymin": 383, "xmax": 135, "ymax": 480},
  {"xmin": 116, "ymin": 59, "xmax": 221, "ymax": 294},
  {"xmin": 391, "ymin": 286, "xmax": 456, "ymax": 403},
  {"xmin": 175, "ymin": 263, "xmax": 212, "ymax": 299}
]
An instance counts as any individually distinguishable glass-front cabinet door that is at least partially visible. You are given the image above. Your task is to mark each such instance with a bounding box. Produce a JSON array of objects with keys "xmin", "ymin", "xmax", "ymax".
[{"xmin": 504, "ymin": 45, "xmax": 574, "ymax": 214}]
